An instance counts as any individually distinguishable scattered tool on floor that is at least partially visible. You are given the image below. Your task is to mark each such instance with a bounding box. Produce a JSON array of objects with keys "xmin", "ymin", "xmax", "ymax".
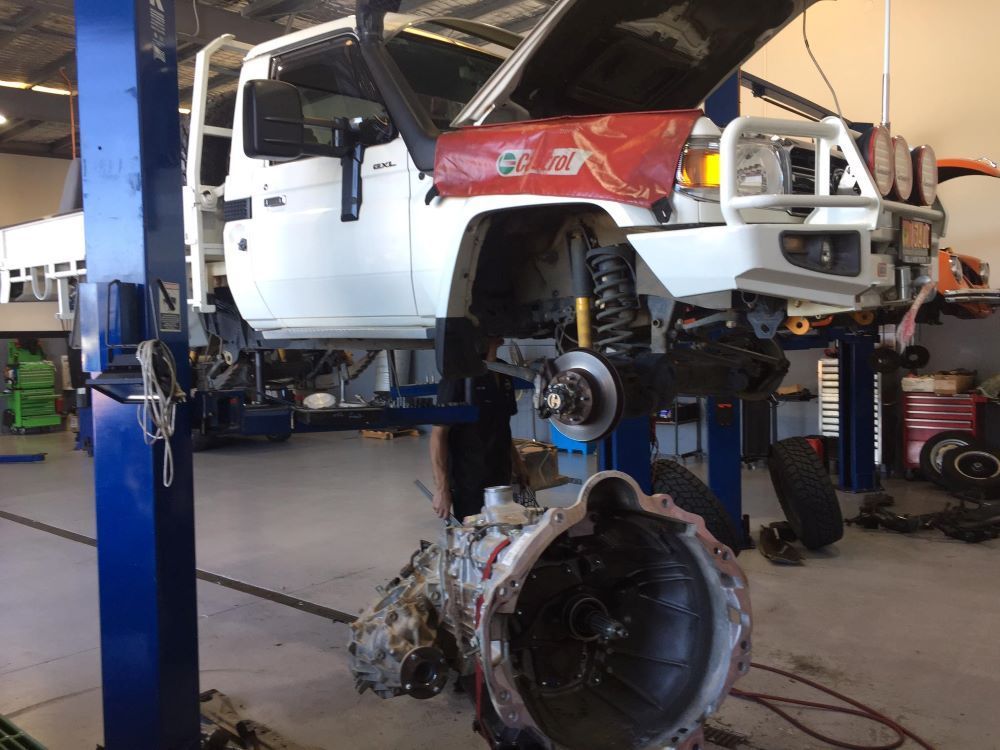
[
  {"xmin": 758, "ymin": 521, "xmax": 805, "ymax": 565},
  {"xmin": 0, "ymin": 453, "xmax": 46, "ymax": 464},
  {"xmin": 847, "ymin": 492, "xmax": 1000, "ymax": 542}
]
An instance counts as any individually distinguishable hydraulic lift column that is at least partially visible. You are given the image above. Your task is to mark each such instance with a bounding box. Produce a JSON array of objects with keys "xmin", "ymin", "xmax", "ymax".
[{"xmin": 75, "ymin": 1, "xmax": 200, "ymax": 748}]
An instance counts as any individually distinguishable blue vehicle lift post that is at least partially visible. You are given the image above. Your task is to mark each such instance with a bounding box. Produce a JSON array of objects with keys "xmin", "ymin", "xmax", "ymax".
[
  {"xmin": 837, "ymin": 334, "xmax": 879, "ymax": 493},
  {"xmin": 75, "ymin": 1, "xmax": 201, "ymax": 748}
]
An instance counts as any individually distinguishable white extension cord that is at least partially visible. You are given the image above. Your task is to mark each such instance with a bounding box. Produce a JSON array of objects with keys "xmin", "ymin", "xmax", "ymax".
[{"xmin": 135, "ymin": 339, "xmax": 185, "ymax": 487}]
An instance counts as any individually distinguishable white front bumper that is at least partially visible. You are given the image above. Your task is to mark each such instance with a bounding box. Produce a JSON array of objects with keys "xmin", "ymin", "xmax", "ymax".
[{"xmin": 629, "ymin": 223, "xmax": 894, "ymax": 309}]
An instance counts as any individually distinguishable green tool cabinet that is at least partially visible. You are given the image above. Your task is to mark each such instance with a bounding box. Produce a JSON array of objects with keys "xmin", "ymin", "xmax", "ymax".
[{"xmin": 3, "ymin": 341, "xmax": 62, "ymax": 433}]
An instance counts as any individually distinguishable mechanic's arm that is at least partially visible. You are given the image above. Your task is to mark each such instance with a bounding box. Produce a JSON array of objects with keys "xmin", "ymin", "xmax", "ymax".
[{"xmin": 430, "ymin": 426, "xmax": 452, "ymax": 519}]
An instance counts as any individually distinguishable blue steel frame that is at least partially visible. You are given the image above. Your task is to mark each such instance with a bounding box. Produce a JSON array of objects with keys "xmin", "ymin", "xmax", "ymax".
[
  {"xmin": 837, "ymin": 334, "xmax": 879, "ymax": 493},
  {"xmin": 75, "ymin": 2, "xmax": 201, "ymax": 749},
  {"xmin": 706, "ymin": 398, "xmax": 744, "ymax": 540},
  {"xmin": 598, "ymin": 416, "xmax": 652, "ymax": 494}
]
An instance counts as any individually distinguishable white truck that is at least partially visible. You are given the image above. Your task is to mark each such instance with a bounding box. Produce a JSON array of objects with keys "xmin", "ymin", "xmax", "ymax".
[{"xmin": 1, "ymin": 0, "xmax": 948, "ymax": 441}]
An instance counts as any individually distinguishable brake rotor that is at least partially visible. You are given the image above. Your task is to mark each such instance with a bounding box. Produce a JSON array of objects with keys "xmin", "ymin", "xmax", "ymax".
[
  {"xmin": 902, "ymin": 345, "xmax": 931, "ymax": 369},
  {"xmin": 545, "ymin": 349, "xmax": 624, "ymax": 442}
]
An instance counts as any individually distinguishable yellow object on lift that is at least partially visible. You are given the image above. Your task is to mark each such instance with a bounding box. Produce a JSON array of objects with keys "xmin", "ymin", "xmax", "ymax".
[
  {"xmin": 785, "ymin": 317, "xmax": 811, "ymax": 335},
  {"xmin": 852, "ymin": 311, "xmax": 876, "ymax": 326}
]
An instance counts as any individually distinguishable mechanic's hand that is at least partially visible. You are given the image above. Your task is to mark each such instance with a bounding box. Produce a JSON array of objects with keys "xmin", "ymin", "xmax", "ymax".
[{"xmin": 432, "ymin": 487, "xmax": 453, "ymax": 520}]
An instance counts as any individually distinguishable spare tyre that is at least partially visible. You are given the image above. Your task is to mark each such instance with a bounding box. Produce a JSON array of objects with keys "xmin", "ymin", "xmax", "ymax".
[
  {"xmin": 768, "ymin": 437, "xmax": 844, "ymax": 549},
  {"xmin": 651, "ymin": 459, "xmax": 741, "ymax": 553},
  {"xmin": 919, "ymin": 430, "xmax": 976, "ymax": 488},
  {"xmin": 940, "ymin": 443, "xmax": 1000, "ymax": 497}
]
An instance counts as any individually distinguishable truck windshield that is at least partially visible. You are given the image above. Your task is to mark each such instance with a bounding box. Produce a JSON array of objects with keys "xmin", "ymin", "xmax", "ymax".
[{"xmin": 386, "ymin": 30, "xmax": 505, "ymax": 130}]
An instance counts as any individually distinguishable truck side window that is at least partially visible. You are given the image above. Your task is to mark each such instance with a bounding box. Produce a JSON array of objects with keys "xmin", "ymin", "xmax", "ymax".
[{"xmin": 272, "ymin": 37, "xmax": 394, "ymax": 149}]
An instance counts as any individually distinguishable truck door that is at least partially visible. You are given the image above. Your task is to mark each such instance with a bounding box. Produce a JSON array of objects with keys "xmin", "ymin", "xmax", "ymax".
[{"xmin": 246, "ymin": 35, "xmax": 415, "ymax": 326}]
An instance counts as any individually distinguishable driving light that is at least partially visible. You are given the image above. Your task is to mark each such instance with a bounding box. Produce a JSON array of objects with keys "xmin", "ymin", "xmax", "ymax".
[
  {"xmin": 0, "ymin": 113, "xmax": 6, "ymax": 126},
  {"xmin": 913, "ymin": 145, "xmax": 938, "ymax": 205},
  {"xmin": 892, "ymin": 136, "xmax": 913, "ymax": 201},
  {"xmin": 677, "ymin": 139, "xmax": 721, "ymax": 189},
  {"xmin": 865, "ymin": 126, "xmax": 894, "ymax": 197},
  {"xmin": 949, "ymin": 254, "xmax": 964, "ymax": 283},
  {"xmin": 734, "ymin": 138, "xmax": 789, "ymax": 196}
]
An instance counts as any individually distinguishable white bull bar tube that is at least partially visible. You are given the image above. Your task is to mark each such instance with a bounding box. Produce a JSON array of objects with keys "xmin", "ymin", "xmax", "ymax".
[{"xmin": 719, "ymin": 116, "xmax": 882, "ymax": 228}]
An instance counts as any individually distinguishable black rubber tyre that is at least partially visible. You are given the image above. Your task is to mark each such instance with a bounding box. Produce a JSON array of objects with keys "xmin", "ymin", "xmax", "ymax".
[
  {"xmin": 768, "ymin": 437, "xmax": 844, "ymax": 549},
  {"xmin": 901, "ymin": 345, "xmax": 931, "ymax": 370},
  {"xmin": 266, "ymin": 433, "xmax": 291, "ymax": 443},
  {"xmin": 870, "ymin": 347, "xmax": 901, "ymax": 374},
  {"xmin": 940, "ymin": 444, "xmax": 1000, "ymax": 496},
  {"xmin": 919, "ymin": 430, "xmax": 976, "ymax": 488},
  {"xmin": 651, "ymin": 459, "xmax": 741, "ymax": 553}
]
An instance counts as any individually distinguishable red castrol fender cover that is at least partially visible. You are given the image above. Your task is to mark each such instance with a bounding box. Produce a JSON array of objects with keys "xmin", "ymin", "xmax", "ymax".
[{"xmin": 433, "ymin": 110, "xmax": 703, "ymax": 208}]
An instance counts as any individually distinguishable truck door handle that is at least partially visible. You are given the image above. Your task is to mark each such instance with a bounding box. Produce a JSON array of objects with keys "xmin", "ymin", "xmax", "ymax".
[{"xmin": 264, "ymin": 196, "xmax": 286, "ymax": 208}]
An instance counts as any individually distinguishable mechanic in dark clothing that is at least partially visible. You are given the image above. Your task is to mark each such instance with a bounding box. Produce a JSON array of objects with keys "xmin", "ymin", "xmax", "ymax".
[{"xmin": 430, "ymin": 337, "xmax": 530, "ymax": 521}]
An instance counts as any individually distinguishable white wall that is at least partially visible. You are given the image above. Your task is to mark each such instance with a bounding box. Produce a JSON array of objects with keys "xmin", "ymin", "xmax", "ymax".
[
  {"xmin": 0, "ymin": 153, "xmax": 71, "ymax": 226},
  {"xmin": 742, "ymin": 0, "xmax": 1000, "ymax": 262}
]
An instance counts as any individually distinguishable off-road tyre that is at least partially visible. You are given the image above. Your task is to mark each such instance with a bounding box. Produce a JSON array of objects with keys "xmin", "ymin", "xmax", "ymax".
[
  {"xmin": 940, "ymin": 443, "xmax": 1000, "ymax": 497},
  {"xmin": 919, "ymin": 430, "xmax": 976, "ymax": 488},
  {"xmin": 651, "ymin": 459, "xmax": 741, "ymax": 553},
  {"xmin": 768, "ymin": 437, "xmax": 844, "ymax": 549}
]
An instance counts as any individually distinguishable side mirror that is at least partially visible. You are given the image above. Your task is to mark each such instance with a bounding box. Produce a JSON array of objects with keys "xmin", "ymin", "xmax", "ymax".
[{"xmin": 243, "ymin": 79, "xmax": 305, "ymax": 161}]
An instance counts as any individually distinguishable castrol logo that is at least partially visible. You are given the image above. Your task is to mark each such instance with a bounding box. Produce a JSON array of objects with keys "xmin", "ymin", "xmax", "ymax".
[{"xmin": 496, "ymin": 148, "xmax": 591, "ymax": 177}]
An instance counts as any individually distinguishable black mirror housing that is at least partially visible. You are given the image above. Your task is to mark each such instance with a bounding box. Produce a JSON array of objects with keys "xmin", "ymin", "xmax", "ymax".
[{"xmin": 243, "ymin": 79, "xmax": 305, "ymax": 161}]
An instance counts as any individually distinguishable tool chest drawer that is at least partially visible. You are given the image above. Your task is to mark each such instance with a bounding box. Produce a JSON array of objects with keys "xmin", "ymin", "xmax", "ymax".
[{"xmin": 902, "ymin": 393, "xmax": 985, "ymax": 468}]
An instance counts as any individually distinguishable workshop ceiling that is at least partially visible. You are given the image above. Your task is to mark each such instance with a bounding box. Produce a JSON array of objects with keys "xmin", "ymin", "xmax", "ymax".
[{"xmin": 0, "ymin": 0, "xmax": 550, "ymax": 158}]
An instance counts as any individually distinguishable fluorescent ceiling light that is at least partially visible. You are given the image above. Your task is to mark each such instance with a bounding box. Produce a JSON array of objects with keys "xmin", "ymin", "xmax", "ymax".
[
  {"xmin": 178, "ymin": 107, "xmax": 191, "ymax": 114},
  {"xmin": 0, "ymin": 80, "xmax": 30, "ymax": 90},
  {"xmin": 30, "ymin": 85, "xmax": 71, "ymax": 96}
]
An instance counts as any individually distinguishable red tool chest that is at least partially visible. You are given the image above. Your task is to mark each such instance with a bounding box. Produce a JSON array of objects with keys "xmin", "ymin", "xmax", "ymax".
[{"xmin": 902, "ymin": 392, "xmax": 986, "ymax": 469}]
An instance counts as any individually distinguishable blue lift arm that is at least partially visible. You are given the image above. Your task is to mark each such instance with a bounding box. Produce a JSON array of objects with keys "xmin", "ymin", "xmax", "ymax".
[{"xmin": 75, "ymin": 1, "xmax": 201, "ymax": 748}]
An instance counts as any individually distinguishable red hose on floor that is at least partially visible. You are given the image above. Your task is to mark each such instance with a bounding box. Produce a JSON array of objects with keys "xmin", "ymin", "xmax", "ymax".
[{"xmin": 731, "ymin": 662, "xmax": 937, "ymax": 750}]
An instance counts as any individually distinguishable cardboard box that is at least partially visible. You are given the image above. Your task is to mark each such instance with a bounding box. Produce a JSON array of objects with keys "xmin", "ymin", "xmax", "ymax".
[
  {"xmin": 901, "ymin": 375, "xmax": 935, "ymax": 393},
  {"xmin": 934, "ymin": 371, "xmax": 976, "ymax": 396}
]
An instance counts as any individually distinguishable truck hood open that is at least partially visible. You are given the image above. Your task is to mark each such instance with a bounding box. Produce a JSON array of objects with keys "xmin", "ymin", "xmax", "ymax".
[{"xmin": 453, "ymin": 0, "xmax": 819, "ymax": 126}]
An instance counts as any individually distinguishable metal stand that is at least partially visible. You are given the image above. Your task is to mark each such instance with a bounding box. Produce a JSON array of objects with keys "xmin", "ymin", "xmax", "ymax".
[{"xmin": 76, "ymin": 1, "xmax": 201, "ymax": 748}]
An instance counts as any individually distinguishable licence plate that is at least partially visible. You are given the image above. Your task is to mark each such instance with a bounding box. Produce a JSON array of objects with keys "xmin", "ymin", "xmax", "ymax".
[{"xmin": 901, "ymin": 218, "xmax": 931, "ymax": 254}]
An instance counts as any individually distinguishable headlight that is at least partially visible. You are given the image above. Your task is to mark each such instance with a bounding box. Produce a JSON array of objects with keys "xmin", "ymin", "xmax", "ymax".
[
  {"xmin": 892, "ymin": 136, "xmax": 913, "ymax": 201},
  {"xmin": 734, "ymin": 138, "xmax": 789, "ymax": 196},
  {"xmin": 864, "ymin": 126, "xmax": 894, "ymax": 197},
  {"xmin": 979, "ymin": 261, "xmax": 990, "ymax": 285},
  {"xmin": 912, "ymin": 145, "xmax": 938, "ymax": 206},
  {"xmin": 676, "ymin": 137, "xmax": 788, "ymax": 198},
  {"xmin": 949, "ymin": 254, "xmax": 965, "ymax": 283}
]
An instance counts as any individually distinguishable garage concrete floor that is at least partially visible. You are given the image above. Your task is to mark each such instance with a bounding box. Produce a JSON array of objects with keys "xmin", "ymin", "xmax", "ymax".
[{"xmin": 1, "ymin": 429, "xmax": 997, "ymax": 750}]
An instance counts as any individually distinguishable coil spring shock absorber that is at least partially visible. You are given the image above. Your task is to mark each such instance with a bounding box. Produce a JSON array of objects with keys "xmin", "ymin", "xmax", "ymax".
[{"xmin": 587, "ymin": 244, "xmax": 640, "ymax": 354}]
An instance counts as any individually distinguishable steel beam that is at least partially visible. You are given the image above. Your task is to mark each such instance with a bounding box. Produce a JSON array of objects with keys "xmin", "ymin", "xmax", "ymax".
[
  {"xmin": 75, "ymin": 1, "xmax": 199, "ymax": 748},
  {"xmin": 0, "ymin": 87, "xmax": 73, "ymax": 124},
  {"xmin": 46, "ymin": 0, "xmax": 286, "ymax": 44},
  {"xmin": 0, "ymin": 8, "xmax": 51, "ymax": 52}
]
